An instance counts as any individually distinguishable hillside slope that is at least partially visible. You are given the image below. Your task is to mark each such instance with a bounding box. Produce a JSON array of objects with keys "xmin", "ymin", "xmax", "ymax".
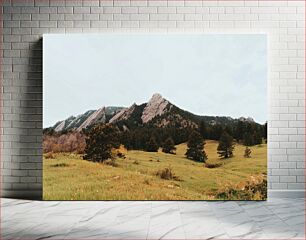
[{"xmin": 43, "ymin": 140, "xmax": 267, "ymax": 200}]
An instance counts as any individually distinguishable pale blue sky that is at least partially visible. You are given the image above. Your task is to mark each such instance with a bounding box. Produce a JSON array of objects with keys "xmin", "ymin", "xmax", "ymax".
[{"xmin": 43, "ymin": 34, "xmax": 267, "ymax": 128}]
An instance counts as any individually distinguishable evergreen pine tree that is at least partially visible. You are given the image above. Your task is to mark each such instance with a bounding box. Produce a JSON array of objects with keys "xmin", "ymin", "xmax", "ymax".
[
  {"xmin": 199, "ymin": 120, "xmax": 207, "ymax": 139},
  {"xmin": 236, "ymin": 121, "xmax": 245, "ymax": 142},
  {"xmin": 185, "ymin": 130, "xmax": 207, "ymax": 162},
  {"xmin": 162, "ymin": 137, "xmax": 176, "ymax": 154},
  {"xmin": 217, "ymin": 132, "xmax": 235, "ymax": 159},
  {"xmin": 244, "ymin": 147, "xmax": 252, "ymax": 158},
  {"xmin": 211, "ymin": 124, "xmax": 223, "ymax": 140},
  {"xmin": 83, "ymin": 124, "xmax": 119, "ymax": 162},
  {"xmin": 254, "ymin": 132, "xmax": 263, "ymax": 145},
  {"xmin": 146, "ymin": 136, "xmax": 159, "ymax": 152},
  {"xmin": 243, "ymin": 132, "xmax": 254, "ymax": 146}
]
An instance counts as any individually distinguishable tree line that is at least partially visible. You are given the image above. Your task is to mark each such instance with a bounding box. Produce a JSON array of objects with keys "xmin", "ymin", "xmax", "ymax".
[
  {"xmin": 43, "ymin": 119, "xmax": 266, "ymax": 163},
  {"xmin": 82, "ymin": 119, "xmax": 266, "ymax": 163}
]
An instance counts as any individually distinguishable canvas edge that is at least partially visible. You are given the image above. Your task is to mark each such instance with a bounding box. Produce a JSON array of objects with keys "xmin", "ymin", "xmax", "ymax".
[{"xmin": 1, "ymin": 190, "xmax": 304, "ymax": 200}]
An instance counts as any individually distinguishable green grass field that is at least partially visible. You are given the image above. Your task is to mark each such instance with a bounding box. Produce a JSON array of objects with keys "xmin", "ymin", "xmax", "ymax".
[{"xmin": 43, "ymin": 140, "xmax": 267, "ymax": 200}]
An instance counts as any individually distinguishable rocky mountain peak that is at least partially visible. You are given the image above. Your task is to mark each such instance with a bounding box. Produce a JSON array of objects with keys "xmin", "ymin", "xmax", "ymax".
[
  {"xmin": 238, "ymin": 116, "xmax": 255, "ymax": 123},
  {"xmin": 49, "ymin": 93, "xmax": 261, "ymax": 134},
  {"xmin": 77, "ymin": 107, "xmax": 106, "ymax": 131},
  {"xmin": 109, "ymin": 104, "xmax": 136, "ymax": 124},
  {"xmin": 54, "ymin": 120, "xmax": 66, "ymax": 132},
  {"xmin": 149, "ymin": 93, "xmax": 163, "ymax": 102},
  {"xmin": 141, "ymin": 93, "xmax": 170, "ymax": 123}
]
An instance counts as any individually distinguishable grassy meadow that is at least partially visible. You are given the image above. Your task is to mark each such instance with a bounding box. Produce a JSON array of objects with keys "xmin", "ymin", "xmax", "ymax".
[{"xmin": 43, "ymin": 140, "xmax": 267, "ymax": 200}]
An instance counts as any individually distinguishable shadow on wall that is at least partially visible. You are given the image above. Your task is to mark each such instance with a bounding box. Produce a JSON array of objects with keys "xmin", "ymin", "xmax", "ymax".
[{"xmin": 4, "ymin": 38, "xmax": 43, "ymax": 200}]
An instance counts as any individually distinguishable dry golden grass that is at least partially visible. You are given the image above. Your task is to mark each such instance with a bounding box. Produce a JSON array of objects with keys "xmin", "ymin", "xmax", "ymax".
[{"xmin": 43, "ymin": 140, "xmax": 267, "ymax": 200}]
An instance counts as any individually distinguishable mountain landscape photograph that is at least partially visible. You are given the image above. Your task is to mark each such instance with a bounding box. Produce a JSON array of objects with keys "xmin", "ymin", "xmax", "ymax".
[{"xmin": 43, "ymin": 34, "xmax": 267, "ymax": 200}]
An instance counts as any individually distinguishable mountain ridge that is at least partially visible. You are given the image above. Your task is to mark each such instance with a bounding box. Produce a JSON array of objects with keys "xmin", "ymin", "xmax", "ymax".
[{"xmin": 47, "ymin": 93, "xmax": 257, "ymax": 132}]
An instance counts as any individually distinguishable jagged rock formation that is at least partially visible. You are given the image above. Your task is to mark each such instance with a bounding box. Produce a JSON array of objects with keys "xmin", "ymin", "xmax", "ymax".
[
  {"xmin": 141, "ymin": 93, "xmax": 170, "ymax": 123},
  {"xmin": 109, "ymin": 94, "xmax": 171, "ymax": 124},
  {"xmin": 54, "ymin": 120, "xmax": 66, "ymax": 132},
  {"xmin": 77, "ymin": 107, "xmax": 106, "ymax": 131},
  {"xmin": 238, "ymin": 117, "xmax": 255, "ymax": 123},
  {"xmin": 51, "ymin": 107, "xmax": 123, "ymax": 132},
  {"xmin": 48, "ymin": 93, "xmax": 258, "ymax": 132},
  {"xmin": 109, "ymin": 104, "xmax": 136, "ymax": 124},
  {"xmin": 54, "ymin": 115, "xmax": 81, "ymax": 132}
]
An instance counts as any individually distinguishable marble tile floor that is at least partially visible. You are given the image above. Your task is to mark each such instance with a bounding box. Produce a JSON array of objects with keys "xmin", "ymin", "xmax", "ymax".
[{"xmin": 1, "ymin": 198, "xmax": 305, "ymax": 240}]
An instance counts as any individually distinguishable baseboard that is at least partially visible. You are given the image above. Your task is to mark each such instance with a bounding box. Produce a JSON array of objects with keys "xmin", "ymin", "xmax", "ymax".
[
  {"xmin": 268, "ymin": 189, "xmax": 305, "ymax": 199},
  {"xmin": 1, "ymin": 189, "xmax": 42, "ymax": 200}
]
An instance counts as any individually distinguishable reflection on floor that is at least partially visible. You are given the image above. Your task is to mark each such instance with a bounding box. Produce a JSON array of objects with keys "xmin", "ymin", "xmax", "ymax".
[{"xmin": 2, "ymin": 198, "xmax": 304, "ymax": 239}]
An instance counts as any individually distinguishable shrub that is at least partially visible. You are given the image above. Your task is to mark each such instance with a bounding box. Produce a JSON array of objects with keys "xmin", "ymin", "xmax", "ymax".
[
  {"xmin": 244, "ymin": 147, "xmax": 252, "ymax": 158},
  {"xmin": 117, "ymin": 145, "xmax": 127, "ymax": 158},
  {"xmin": 216, "ymin": 175, "xmax": 267, "ymax": 200},
  {"xmin": 156, "ymin": 166, "xmax": 181, "ymax": 181},
  {"xmin": 44, "ymin": 152, "xmax": 55, "ymax": 159},
  {"xmin": 43, "ymin": 132, "xmax": 86, "ymax": 154},
  {"xmin": 162, "ymin": 137, "xmax": 176, "ymax": 154},
  {"xmin": 112, "ymin": 147, "xmax": 126, "ymax": 159},
  {"xmin": 117, "ymin": 152, "xmax": 125, "ymax": 158},
  {"xmin": 51, "ymin": 163, "xmax": 69, "ymax": 168},
  {"xmin": 133, "ymin": 160, "xmax": 139, "ymax": 165}
]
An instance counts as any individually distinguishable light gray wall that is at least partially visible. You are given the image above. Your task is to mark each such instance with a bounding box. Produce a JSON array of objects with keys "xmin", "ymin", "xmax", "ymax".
[{"xmin": 1, "ymin": 0, "xmax": 305, "ymax": 199}]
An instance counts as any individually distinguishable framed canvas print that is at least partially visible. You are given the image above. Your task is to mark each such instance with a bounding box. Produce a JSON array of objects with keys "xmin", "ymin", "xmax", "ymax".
[{"xmin": 43, "ymin": 34, "xmax": 267, "ymax": 200}]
